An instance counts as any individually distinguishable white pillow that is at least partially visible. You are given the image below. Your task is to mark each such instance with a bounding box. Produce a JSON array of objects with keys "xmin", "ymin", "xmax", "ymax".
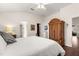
[{"xmin": 0, "ymin": 35, "xmax": 7, "ymax": 54}]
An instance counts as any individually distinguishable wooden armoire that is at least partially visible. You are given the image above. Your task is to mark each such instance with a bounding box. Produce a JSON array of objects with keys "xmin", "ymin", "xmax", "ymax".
[{"xmin": 49, "ymin": 18, "xmax": 64, "ymax": 46}]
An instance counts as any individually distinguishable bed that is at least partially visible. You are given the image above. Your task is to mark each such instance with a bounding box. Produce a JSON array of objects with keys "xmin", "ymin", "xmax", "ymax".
[{"xmin": 0, "ymin": 36, "xmax": 65, "ymax": 56}]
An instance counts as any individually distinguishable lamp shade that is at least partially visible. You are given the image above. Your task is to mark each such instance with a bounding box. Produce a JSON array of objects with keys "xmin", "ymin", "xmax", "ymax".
[{"xmin": 5, "ymin": 25, "xmax": 15, "ymax": 35}]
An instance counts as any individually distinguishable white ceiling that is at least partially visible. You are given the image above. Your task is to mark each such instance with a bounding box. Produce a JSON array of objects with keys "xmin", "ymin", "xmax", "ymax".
[{"xmin": 0, "ymin": 3, "xmax": 71, "ymax": 17}]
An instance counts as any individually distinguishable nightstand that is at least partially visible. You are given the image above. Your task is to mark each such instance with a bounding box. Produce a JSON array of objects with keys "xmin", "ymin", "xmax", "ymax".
[{"xmin": 12, "ymin": 34, "xmax": 16, "ymax": 38}]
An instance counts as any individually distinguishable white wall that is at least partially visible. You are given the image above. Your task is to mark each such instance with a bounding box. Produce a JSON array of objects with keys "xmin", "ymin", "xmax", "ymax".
[
  {"xmin": 0, "ymin": 12, "xmax": 42, "ymax": 37},
  {"xmin": 41, "ymin": 4, "xmax": 79, "ymax": 47}
]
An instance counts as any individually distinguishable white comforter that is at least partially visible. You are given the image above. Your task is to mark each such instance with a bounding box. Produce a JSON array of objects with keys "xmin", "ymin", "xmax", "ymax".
[{"xmin": 1, "ymin": 36, "xmax": 65, "ymax": 56}]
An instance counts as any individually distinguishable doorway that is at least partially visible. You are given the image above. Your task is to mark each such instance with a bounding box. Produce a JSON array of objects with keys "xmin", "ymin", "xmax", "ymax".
[{"xmin": 72, "ymin": 17, "xmax": 79, "ymax": 48}]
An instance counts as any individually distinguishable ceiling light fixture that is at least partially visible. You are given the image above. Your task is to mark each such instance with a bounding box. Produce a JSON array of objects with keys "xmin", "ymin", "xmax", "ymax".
[
  {"xmin": 36, "ymin": 3, "xmax": 46, "ymax": 10},
  {"xmin": 30, "ymin": 3, "xmax": 47, "ymax": 11}
]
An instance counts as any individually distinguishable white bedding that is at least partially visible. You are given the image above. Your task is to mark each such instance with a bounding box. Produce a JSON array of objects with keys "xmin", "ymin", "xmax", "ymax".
[{"xmin": 1, "ymin": 36, "xmax": 65, "ymax": 56}]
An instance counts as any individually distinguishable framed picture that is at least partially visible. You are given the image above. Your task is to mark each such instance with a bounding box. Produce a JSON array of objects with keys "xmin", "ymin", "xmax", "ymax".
[
  {"xmin": 31, "ymin": 24, "xmax": 35, "ymax": 31},
  {"xmin": 44, "ymin": 25, "xmax": 48, "ymax": 30}
]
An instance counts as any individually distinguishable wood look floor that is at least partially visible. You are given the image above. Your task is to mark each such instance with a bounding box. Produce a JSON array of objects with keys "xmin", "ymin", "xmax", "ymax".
[{"xmin": 63, "ymin": 36, "xmax": 79, "ymax": 56}]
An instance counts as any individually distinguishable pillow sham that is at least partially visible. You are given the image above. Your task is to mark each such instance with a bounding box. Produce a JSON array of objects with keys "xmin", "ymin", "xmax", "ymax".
[{"xmin": 0, "ymin": 31, "xmax": 16, "ymax": 45}]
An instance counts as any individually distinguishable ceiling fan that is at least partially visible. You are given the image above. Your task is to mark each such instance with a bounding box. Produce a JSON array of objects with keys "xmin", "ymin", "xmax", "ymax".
[{"xmin": 30, "ymin": 3, "xmax": 47, "ymax": 11}]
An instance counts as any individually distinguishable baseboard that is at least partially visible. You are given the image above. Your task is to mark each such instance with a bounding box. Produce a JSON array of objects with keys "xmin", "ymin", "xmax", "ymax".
[{"xmin": 65, "ymin": 44, "xmax": 72, "ymax": 47}]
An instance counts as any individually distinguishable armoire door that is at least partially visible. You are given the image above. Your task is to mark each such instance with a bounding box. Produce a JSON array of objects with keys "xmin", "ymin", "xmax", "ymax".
[
  {"xmin": 49, "ymin": 23, "xmax": 55, "ymax": 40},
  {"xmin": 54, "ymin": 23, "xmax": 58, "ymax": 41}
]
